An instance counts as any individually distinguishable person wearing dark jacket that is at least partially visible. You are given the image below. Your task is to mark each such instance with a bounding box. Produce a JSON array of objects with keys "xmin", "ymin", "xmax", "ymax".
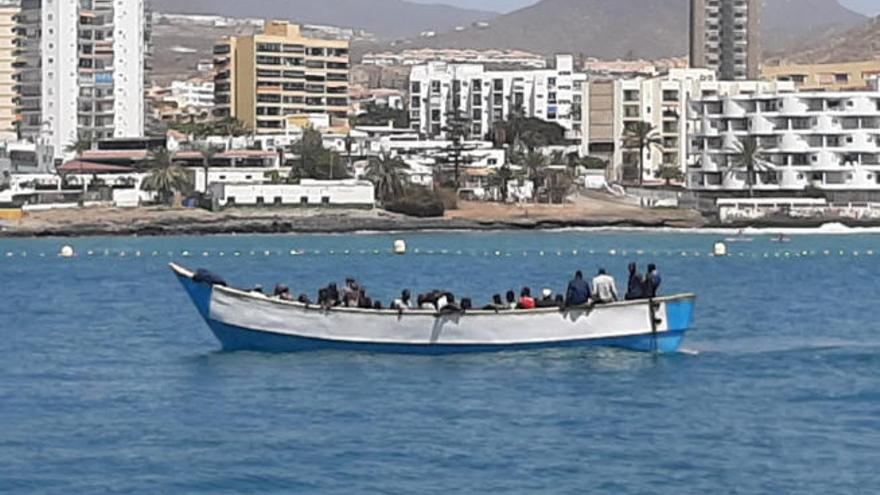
[
  {"xmin": 625, "ymin": 262, "xmax": 645, "ymax": 300},
  {"xmin": 644, "ymin": 263, "xmax": 662, "ymax": 298},
  {"xmin": 565, "ymin": 271, "xmax": 591, "ymax": 306}
]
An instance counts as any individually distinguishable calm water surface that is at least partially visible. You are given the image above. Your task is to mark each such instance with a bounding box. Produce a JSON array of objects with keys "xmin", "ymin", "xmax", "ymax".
[{"xmin": 1, "ymin": 231, "xmax": 879, "ymax": 493}]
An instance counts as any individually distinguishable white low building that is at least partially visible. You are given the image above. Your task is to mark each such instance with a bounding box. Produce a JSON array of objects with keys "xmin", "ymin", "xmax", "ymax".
[
  {"xmin": 688, "ymin": 89, "xmax": 880, "ymax": 192},
  {"xmin": 210, "ymin": 179, "xmax": 375, "ymax": 208}
]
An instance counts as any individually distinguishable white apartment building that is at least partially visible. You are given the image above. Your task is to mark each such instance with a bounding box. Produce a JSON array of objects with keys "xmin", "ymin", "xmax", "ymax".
[
  {"xmin": 19, "ymin": 0, "xmax": 149, "ymax": 162},
  {"xmin": 409, "ymin": 55, "xmax": 586, "ymax": 142},
  {"xmin": 581, "ymin": 69, "xmax": 793, "ymax": 183},
  {"xmin": 169, "ymin": 80, "xmax": 215, "ymax": 109},
  {"xmin": 688, "ymin": 89, "xmax": 880, "ymax": 191}
]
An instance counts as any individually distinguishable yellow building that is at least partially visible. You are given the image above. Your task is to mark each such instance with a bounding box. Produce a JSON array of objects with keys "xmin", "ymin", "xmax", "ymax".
[
  {"xmin": 0, "ymin": 3, "xmax": 19, "ymax": 141},
  {"xmin": 763, "ymin": 60, "xmax": 880, "ymax": 92},
  {"xmin": 213, "ymin": 21, "xmax": 350, "ymax": 134}
]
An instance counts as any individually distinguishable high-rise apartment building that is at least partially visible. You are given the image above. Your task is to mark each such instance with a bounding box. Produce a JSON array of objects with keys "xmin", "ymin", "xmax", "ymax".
[
  {"xmin": 0, "ymin": 1, "xmax": 18, "ymax": 141},
  {"xmin": 14, "ymin": 0, "xmax": 149, "ymax": 161},
  {"xmin": 213, "ymin": 21, "xmax": 351, "ymax": 134},
  {"xmin": 690, "ymin": 0, "xmax": 761, "ymax": 81},
  {"xmin": 409, "ymin": 55, "xmax": 586, "ymax": 141}
]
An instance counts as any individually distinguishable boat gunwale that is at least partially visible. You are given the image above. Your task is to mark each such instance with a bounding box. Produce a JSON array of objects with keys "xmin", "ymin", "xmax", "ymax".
[{"xmin": 169, "ymin": 262, "xmax": 696, "ymax": 318}]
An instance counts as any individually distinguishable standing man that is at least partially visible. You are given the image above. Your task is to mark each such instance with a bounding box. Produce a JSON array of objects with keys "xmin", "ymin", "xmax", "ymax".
[
  {"xmin": 644, "ymin": 263, "xmax": 662, "ymax": 298},
  {"xmin": 625, "ymin": 262, "xmax": 644, "ymax": 300},
  {"xmin": 591, "ymin": 268, "xmax": 618, "ymax": 304}
]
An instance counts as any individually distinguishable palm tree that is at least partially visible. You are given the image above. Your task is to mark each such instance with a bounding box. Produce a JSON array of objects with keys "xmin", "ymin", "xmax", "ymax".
[
  {"xmin": 142, "ymin": 148, "xmax": 191, "ymax": 206},
  {"xmin": 365, "ymin": 153, "xmax": 409, "ymax": 203},
  {"xmin": 623, "ymin": 121, "xmax": 662, "ymax": 186},
  {"xmin": 728, "ymin": 137, "xmax": 768, "ymax": 197},
  {"xmin": 523, "ymin": 150, "xmax": 548, "ymax": 181},
  {"xmin": 489, "ymin": 165, "xmax": 515, "ymax": 202},
  {"xmin": 64, "ymin": 132, "xmax": 92, "ymax": 158},
  {"xmin": 199, "ymin": 145, "xmax": 218, "ymax": 195}
]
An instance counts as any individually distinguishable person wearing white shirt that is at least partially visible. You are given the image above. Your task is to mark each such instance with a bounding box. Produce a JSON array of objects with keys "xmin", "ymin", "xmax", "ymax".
[{"xmin": 591, "ymin": 268, "xmax": 618, "ymax": 304}]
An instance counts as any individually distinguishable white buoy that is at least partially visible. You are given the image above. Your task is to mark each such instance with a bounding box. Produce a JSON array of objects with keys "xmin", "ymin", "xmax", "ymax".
[
  {"xmin": 393, "ymin": 239, "xmax": 407, "ymax": 255},
  {"xmin": 713, "ymin": 241, "xmax": 728, "ymax": 257},
  {"xmin": 58, "ymin": 245, "xmax": 75, "ymax": 258}
]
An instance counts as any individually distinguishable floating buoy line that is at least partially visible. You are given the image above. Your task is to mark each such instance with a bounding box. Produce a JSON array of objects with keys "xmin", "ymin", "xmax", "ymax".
[{"xmin": 0, "ymin": 246, "xmax": 875, "ymax": 261}]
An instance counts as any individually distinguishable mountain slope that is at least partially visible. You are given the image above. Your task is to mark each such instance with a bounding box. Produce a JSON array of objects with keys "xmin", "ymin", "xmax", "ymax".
[
  {"xmin": 151, "ymin": 0, "xmax": 495, "ymax": 40},
  {"xmin": 394, "ymin": 0, "xmax": 867, "ymax": 58},
  {"xmin": 774, "ymin": 15, "xmax": 880, "ymax": 63}
]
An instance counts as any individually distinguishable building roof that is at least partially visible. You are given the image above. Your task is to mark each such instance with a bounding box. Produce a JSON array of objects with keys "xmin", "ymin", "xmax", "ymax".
[{"xmin": 58, "ymin": 161, "xmax": 136, "ymax": 174}]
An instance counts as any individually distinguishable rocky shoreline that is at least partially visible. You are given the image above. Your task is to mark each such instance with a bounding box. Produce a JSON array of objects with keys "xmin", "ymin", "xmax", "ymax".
[
  {"xmin": 0, "ymin": 212, "xmax": 705, "ymax": 238},
  {"xmin": 4, "ymin": 205, "xmax": 879, "ymax": 238}
]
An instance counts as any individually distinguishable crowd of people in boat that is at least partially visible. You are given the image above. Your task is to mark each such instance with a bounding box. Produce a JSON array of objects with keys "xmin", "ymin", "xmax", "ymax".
[{"xmin": 243, "ymin": 263, "xmax": 661, "ymax": 313}]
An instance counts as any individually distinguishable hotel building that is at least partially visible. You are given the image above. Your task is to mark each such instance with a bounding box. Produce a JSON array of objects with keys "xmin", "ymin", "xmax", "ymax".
[
  {"xmin": 688, "ymin": 83, "xmax": 880, "ymax": 191},
  {"xmin": 0, "ymin": 0, "xmax": 17, "ymax": 141},
  {"xmin": 408, "ymin": 55, "xmax": 586, "ymax": 141},
  {"xmin": 690, "ymin": 0, "xmax": 761, "ymax": 80},
  {"xmin": 213, "ymin": 21, "xmax": 351, "ymax": 134},
  {"xmin": 15, "ymin": 0, "xmax": 149, "ymax": 161},
  {"xmin": 580, "ymin": 69, "xmax": 792, "ymax": 183}
]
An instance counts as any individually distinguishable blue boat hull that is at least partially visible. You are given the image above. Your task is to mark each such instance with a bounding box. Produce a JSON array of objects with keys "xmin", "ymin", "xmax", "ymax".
[{"xmin": 175, "ymin": 268, "xmax": 692, "ymax": 355}]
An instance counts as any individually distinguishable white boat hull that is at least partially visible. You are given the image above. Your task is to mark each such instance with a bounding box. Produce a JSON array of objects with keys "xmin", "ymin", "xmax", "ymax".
[{"xmin": 171, "ymin": 263, "xmax": 696, "ymax": 354}]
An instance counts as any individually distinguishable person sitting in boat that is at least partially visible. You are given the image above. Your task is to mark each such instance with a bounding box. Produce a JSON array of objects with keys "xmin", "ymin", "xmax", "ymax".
[
  {"xmin": 318, "ymin": 288, "xmax": 333, "ymax": 309},
  {"xmin": 326, "ymin": 283, "xmax": 340, "ymax": 306},
  {"xmin": 297, "ymin": 293, "xmax": 311, "ymax": 305},
  {"xmin": 273, "ymin": 284, "xmax": 294, "ymax": 301},
  {"xmin": 643, "ymin": 264, "xmax": 662, "ymax": 298},
  {"xmin": 249, "ymin": 284, "xmax": 267, "ymax": 297},
  {"xmin": 373, "ymin": 300, "xmax": 383, "ymax": 310},
  {"xmin": 625, "ymin": 262, "xmax": 645, "ymax": 300},
  {"xmin": 536, "ymin": 288, "xmax": 558, "ymax": 308},
  {"xmin": 505, "ymin": 290, "xmax": 517, "ymax": 310},
  {"xmin": 517, "ymin": 287, "xmax": 537, "ymax": 309},
  {"xmin": 482, "ymin": 294, "xmax": 508, "ymax": 311},
  {"xmin": 565, "ymin": 271, "xmax": 591, "ymax": 307},
  {"xmin": 438, "ymin": 293, "xmax": 461, "ymax": 313},
  {"xmin": 591, "ymin": 268, "xmax": 618, "ymax": 304},
  {"xmin": 342, "ymin": 278, "xmax": 359, "ymax": 306},
  {"xmin": 417, "ymin": 294, "xmax": 434, "ymax": 310},
  {"xmin": 391, "ymin": 290, "xmax": 413, "ymax": 310}
]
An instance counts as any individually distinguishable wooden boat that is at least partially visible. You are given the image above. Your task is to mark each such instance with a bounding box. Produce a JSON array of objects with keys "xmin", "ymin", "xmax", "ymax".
[{"xmin": 170, "ymin": 263, "xmax": 696, "ymax": 354}]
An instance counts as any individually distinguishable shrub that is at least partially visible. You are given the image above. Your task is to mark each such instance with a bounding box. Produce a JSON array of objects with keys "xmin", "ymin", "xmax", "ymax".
[{"xmin": 385, "ymin": 189, "xmax": 445, "ymax": 218}]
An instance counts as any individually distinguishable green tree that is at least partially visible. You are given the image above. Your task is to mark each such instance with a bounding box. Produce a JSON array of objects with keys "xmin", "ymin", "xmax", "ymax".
[
  {"xmin": 728, "ymin": 137, "xmax": 767, "ymax": 197},
  {"xmin": 523, "ymin": 150, "xmax": 548, "ymax": 182},
  {"xmin": 142, "ymin": 148, "xmax": 192, "ymax": 205},
  {"xmin": 353, "ymin": 102, "xmax": 409, "ymax": 128},
  {"xmin": 365, "ymin": 153, "xmax": 409, "ymax": 203},
  {"xmin": 199, "ymin": 145, "xmax": 219, "ymax": 194},
  {"xmin": 623, "ymin": 121, "xmax": 662, "ymax": 186},
  {"xmin": 659, "ymin": 165, "xmax": 684, "ymax": 186},
  {"xmin": 64, "ymin": 132, "xmax": 93, "ymax": 157},
  {"xmin": 489, "ymin": 165, "xmax": 516, "ymax": 202},
  {"xmin": 290, "ymin": 127, "xmax": 349, "ymax": 180}
]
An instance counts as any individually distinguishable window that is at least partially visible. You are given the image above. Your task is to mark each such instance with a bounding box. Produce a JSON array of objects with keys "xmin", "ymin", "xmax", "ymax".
[
  {"xmin": 321, "ymin": 196, "xmax": 330, "ymax": 205},
  {"xmin": 275, "ymin": 197, "xmax": 283, "ymax": 205},
  {"xmin": 300, "ymin": 196, "xmax": 308, "ymax": 204},
  {"xmin": 256, "ymin": 197, "xmax": 265, "ymax": 205}
]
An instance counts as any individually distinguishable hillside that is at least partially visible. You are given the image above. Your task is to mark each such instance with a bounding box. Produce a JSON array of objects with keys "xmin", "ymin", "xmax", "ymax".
[
  {"xmin": 391, "ymin": 0, "xmax": 867, "ymax": 58},
  {"xmin": 151, "ymin": 0, "xmax": 495, "ymax": 40},
  {"xmin": 773, "ymin": 16, "xmax": 880, "ymax": 64}
]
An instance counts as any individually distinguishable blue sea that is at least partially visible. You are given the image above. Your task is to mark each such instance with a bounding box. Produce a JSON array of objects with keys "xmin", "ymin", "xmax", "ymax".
[{"xmin": 2, "ymin": 231, "xmax": 879, "ymax": 494}]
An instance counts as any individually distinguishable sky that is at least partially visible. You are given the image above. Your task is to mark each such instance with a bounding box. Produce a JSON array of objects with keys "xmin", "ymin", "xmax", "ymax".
[{"xmin": 411, "ymin": 0, "xmax": 880, "ymax": 16}]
